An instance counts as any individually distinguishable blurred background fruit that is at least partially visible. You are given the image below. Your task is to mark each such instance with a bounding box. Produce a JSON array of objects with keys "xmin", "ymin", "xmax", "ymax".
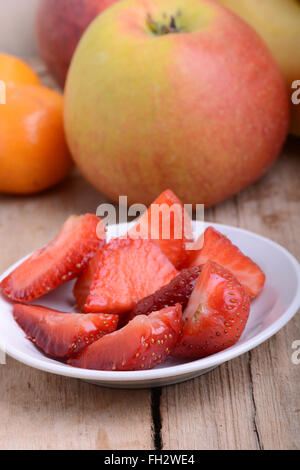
[
  {"xmin": 36, "ymin": 0, "xmax": 119, "ymax": 88},
  {"xmin": 64, "ymin": 0, "xmax": 289, "ymax": 207},
  {"xmin": 0, "ymin": 83, "xmax": 73, "ymax": 195},
  {"xmin": 0, "ymin": 0, "xmax": 39, "ymax": 58},
  {"xmin": 0, "ymin": 52, "xmax": 40, "ymax": 85},
  {"xmin": 216, "ymin": 0, "xmax": 300, "ymax": 136}
]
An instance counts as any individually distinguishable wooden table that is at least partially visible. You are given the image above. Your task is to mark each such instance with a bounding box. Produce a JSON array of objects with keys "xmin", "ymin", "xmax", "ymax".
[{"xmin": 0, "ymin": 60, "xmax": 299, "ymax": 450}]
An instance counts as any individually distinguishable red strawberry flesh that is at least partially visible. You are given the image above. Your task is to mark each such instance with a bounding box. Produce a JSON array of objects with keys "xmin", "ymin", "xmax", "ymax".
[
  {"xmin": 68, "ymin": 304, "xmax": 182, "ymax": 371},
  {"xmin": 84, "ymin": 238, "xmax": 178, "ymax": 316},
  {"xmin": 128, "ymin": 189, "xmax": 192, "ymax": 268},
  {"xmin": 73, "ymin": 250, "xmax": 102, "ymax": 312},
  {"xmin": 130, "ymin": 265, "xmax": 203, "ymax": 320},
  {"xmin": 1, "ymin": 214, "xmax": 105, "ymax": 302},
  {"xmin": 187, "ymin": 226, "xmax": 265, "ymax": 298},
  {"xmin": 174, "ymin": 260, "xmax": 250, "ymax": 359},
  {"xmin": 13, "ymin": 303, "xmax": 118, "ymax": 358}
]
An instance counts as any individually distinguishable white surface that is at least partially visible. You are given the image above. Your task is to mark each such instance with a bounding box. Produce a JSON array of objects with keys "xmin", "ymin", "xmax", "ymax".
[
  {"xmin": 0, "ymin": 221, "xmax": 299, "ymax": 389},
  {"xmin": 0, "ymin": 0, "xmax": 39, "ymax": 57}
]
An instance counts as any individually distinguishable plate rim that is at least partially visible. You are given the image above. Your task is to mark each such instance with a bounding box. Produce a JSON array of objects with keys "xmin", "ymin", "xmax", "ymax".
[{"xmin": 1, "ymin": 221, "xmax": 299, "ymax": 383}]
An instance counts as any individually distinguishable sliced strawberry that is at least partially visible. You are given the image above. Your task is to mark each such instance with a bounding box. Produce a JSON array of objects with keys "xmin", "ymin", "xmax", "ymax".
[
  {"xmin": 73, "ymin": 250, "xmax": 102, "ymax": 312},
  {"xmin": 129, "ymin": 266, "xmax": 203, "ymax": 320},
  {"xmin": 128, "ymin": 189, "xmax": 192, "ymax": 268},
  {"xmin": 173, "ymin": 261, "xmax": 250, "ymax": 359},
  {"xmin": 85, "ymin": 238, "xmax": 178, "ymax": 316},
  {"xmin": 13, "ymin": 304, "xmax": 118, "ymax": 358},
  {"xmin": 1, "ymin": 214, "xmax": 105, "ymax": 302},
  {"xmin": 68, "ymin": 305, "xmax": 182, "ymax": 371},
  {"xmin": 186, "ymin": 226, "xmax": 265, "ymax": 298}
]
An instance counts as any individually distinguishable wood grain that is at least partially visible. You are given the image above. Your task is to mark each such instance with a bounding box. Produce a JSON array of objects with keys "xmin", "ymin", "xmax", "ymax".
[
  {"xmin": 0, "ymin": 171, "xmax": 153, "ymax": 450},
  {"xmin": 0, "ymin": 59, "xmax": 153, "ymax": 450},
  {"xmin": 236, "ymin": 140, "xmax": 300, "ymax": 450},
  {"xmin": 0, "ymin": 358, "xmax": 153, "ymax": 450},
  {"xmin": 160, "ymin": 139, "xmax": 300, "ymax": 450},
  {"xmin": 0, "ymin": 58, "xmax": 299, "ymax": 450}
]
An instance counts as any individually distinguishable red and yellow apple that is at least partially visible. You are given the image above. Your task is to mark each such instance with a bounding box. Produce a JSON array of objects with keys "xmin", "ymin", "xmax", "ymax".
[
  {"xmin": 64, "ymin": 0, "xmax": 289, "ymax": 206},
  {"xmin": 36, "ymin": 0, "xmax": 119, "ymax": 87},
  {"xmin": 216, "ymin": 0, "xmax": 300, "ymax": 136}
]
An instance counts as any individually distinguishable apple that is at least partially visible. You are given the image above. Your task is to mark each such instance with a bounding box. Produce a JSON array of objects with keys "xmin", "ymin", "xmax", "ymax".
[
  {"xmin": 36, "ymin": 0, "xmax": 119, "ymax": 87},
  {"xmin": 64, "ymin": 0, "xmax": 289, "ymax": 207},
  {"xmin": 216, "ymin": 0, "xmax": 300, "ymax": 137}
]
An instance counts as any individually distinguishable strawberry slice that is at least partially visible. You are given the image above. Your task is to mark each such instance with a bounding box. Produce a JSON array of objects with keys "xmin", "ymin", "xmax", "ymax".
[
  {"xmin": 129, "ymin": 266, "xmax": 203, "ymax": 320},
  {"xmin": 173, "ymin": 261, "xmax": 250, "ymax": 359},
  {"xmin": 73, "ymin": 250, "xmax": 102, "ymax": 312},
  {"xmin": 84, "ymin": 238, "xmax": 178, "ymax": 316},
  {"xmin": 1, "ymin": 214, "xmax": 105, "ymax": 302},
  {"xmin": 128, "ymin": 189, "xmax": 192, "ymax": 268},
  {"xmin": 13, "ymin": 304, "xmax": 118, "ymax": 359},
  {"xmin": 186, "ymin": 226, "xmax": 265, "ymax": 298},
  {"xmin": 68, "ymin": 305, "xmax": 182, "ymax": 371}
]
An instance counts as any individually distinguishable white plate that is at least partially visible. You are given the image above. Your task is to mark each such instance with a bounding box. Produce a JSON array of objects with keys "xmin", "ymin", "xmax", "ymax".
[{"xmin": 0, "ymin": 222, "xmax": 299, "ymax": 389}]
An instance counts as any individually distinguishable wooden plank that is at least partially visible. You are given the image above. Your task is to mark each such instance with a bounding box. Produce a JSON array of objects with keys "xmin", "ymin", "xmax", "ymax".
[
  {"xmin": 0, "ymin": 57, "xmax": 153, "ymax": 449},
  {"xmin": 235, "ymin": 139, "xmax": 300, "ymax": 450},
  {"xmin": 161, "ymin": 358, "xmax": 259, "ymax": 450},
  {"xmin": 160, "ymin": 139, "xmax": 300, "ymax": 450},
  {"xmin": 1, "ymin": 56, "xmax": 299, "ymax": 450},
  {"xmin": 0, "ymin": 173, "xmax": 153, "ymax": 450},
  {"xmin": 0, "ymin": 359, "xmax": 153, "ymax": 450},
  {"xmin": 161, "ymin": 201, "xmax": 260, "ymax": 450}
]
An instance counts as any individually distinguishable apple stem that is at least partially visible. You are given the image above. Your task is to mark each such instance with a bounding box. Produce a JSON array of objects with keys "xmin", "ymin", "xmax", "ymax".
[
  {"xmin": 170, "ymin": 16, "xmax": 176, "ymax": 30},
  {"xmin": 147, "ymin": 14, "xmax": 181, "ymax": 35}
]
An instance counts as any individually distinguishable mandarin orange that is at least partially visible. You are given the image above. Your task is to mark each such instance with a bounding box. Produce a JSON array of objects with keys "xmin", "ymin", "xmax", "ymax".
[
  {"xmin": 0, "ymin": 53, "xmax": 41, "ymax": 86},
  {"xmin": 0, "ymin": 83, "xmax": 73, "ymax": 194}
]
